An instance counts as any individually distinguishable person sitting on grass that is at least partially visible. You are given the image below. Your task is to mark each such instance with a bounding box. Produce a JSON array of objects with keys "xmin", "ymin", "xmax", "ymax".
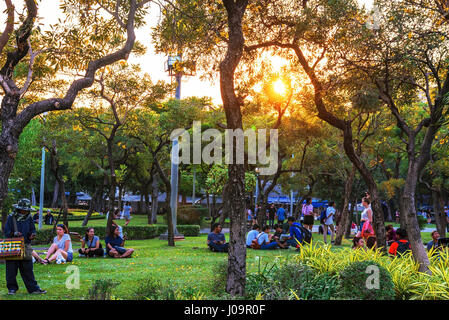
[
  {"xmin": 105, "ymin": 225, "xmax": 134, "ymax": 258},
  {"xmin": 79, "ymin": 228, "xmax": 104, "ymax": 258},
  {"xmin": 257, "ymin": 225, "xmax": 286, "ymax": 250},
  {"xmin": 366, "ymin": 236, "xmax": 377, "ymax": 250},
  {"xmin": 111, "ymin": 220, "xmax": 124, "ymax": 239},
  {"xmin": 246, "ymin": 224, "xmax": 260, "ymax": 248},
  {"xmin": 44, "ymin": 210, "xmax": 55, "ymax": 225},
  {"xmin": 271, "ymin": 224, "xmax": 288, "ymax": 248},
  {"xmin": 388, "ymin": 228, "xmax": 411, "ymax": 257},
  {"xmin": 43, "ymin": 224, "xmax": 73, "ymax": 264},
  {"xmin": 352, "ymin": 237, "xmax": 365, "ymax": 249},
  {"xmin": 426, "ymin": 230, "xmax": 442, "ymax": 258},
  {"xmin": 386, "ymin": 224, "xmax": 397, "ymax": 246},
  {"xmin": 285, "ymin": 217, "xmax": 304, "ymax": 249},
  {"xmin": 207, "ymin": 223, "xmax": 229, "ymax": 252}
]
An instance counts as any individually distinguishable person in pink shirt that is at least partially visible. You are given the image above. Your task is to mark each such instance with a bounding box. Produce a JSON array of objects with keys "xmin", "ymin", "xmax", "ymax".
[{"xmin": 302, "ymin": 198, "xmax": 314, "ymax": 231}]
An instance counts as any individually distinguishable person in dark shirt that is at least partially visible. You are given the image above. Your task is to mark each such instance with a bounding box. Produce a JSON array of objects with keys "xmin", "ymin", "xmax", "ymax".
[
  {"xmin": 105, "ymin": 225, "xmax": 134, "ymax": 258},
  {"xmin": 271, "ymin": 224, "xmax": 288, "ymax": 248},
  {"xmin": 388, "ymin": 228, "xmax": 411, "ymax": 257},
  {"xmin": 385, "ymin": 225, "xmax": 397, "ymax": 246},
  {"xmin": 268, "ymin": 204, "xmax": 276, "ymax": 229},
  {"xmin": 207, "ymin": 223, "xmax": 229, "ymax": 252},
  {"xmin": 3, "ymin": 199, "xmax": 46, "ymax": 295},
  {"xmin": 44, "ymin": 210, "xmax": 55, "ymax": 225},
  {"xmin": 427, "ymin": 230, "xmax": 440, "ymax": 252}
]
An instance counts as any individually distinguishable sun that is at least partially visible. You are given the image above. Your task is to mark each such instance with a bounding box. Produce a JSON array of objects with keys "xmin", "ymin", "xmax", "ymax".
[{"xmin": 273, "ymin": 79, "xmax": 286, "ymax": 95}]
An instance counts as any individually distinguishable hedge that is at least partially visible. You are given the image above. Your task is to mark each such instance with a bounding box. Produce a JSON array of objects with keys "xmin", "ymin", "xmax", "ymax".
[{"xmin": 5, "ymin": 224, "xmax": 201, "ymax": 244}]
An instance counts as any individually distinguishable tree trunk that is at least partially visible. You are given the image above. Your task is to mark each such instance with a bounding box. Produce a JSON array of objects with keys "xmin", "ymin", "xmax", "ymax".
[
  {"xmin": 145, "ymin": 190, "xmax": 151, "ymax": 224},
  {"xmin": 0, "ymin": 102, "xmax": 20, "ymax": 233},
  {"xmin": 433, "ymin": 190, "xmax": 447, "ymax": 238},
  {"xmin": 151, "ymin": 175, "xmax": 159, "ymax": 224},
  {"xmin": 117, "ymin": 185, "xmax": 123, "ymax": 214},
  {"xmin": 335, "ymin": 166, "xmax": 355, "ymax": 245},
  {"xmin": 402, "ymin": 164, "xmax": 430, "ymax": 273},
  {"xmin": 345, "ymin": 193, "xmax": 357, "ymax": 239},
  {"xmin": 51, "ymin": 180, "xmax": 59, "ymax": 208},
  {"xmin": 82, "ymin": 184, "xmax": 102, "ymax": 227}
]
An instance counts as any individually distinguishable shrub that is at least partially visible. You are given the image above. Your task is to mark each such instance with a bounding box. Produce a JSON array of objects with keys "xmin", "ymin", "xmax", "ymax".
[
  {"xmin": 338, "ymin": 260, "xmax": 395, "ymax": 300},
  {"xmin": 133, "ymin": 275, "xmax": 204, "ymax": 300},
  {"xmin": 133, "ymin": 276, "xmax": 177, "ymax": 300},
  {"xmin": 30, "ymin": 225, "xmax": 199, "ymax": 244},
  {"xmin": 87, "ymin": 279, "xmax": 120, "ymax": 300},
  {"xmin": 177, "ymin": 206, "xmax": 206, "ymax": 225}
]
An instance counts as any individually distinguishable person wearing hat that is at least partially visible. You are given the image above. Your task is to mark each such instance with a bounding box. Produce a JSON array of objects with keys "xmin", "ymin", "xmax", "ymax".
[{"xmin": 3, "ymin": 198, "xmax": 46, "ymax": 295}]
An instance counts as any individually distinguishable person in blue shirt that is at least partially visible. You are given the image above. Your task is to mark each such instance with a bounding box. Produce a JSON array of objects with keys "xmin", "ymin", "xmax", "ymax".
[
  {"xmin": 105, "ymin": 225, "xmax": 134, "ymax": 258},
  {"xmin": 286, "ymin": 216, "xmax": 304, "ymax": 249},
  {"xmin": 207, "ymin": 223, "xmax": 229, "ymax": 252},
  {"xmin": 246, "ymin": 224, "xmax": 260, "ymax": 248},
  {"xmin": 3, "ymin": 199, "xmax": 46, "ymax": 295},
  {"xmin": 276, "ymin": 205, "xmax": 286, "ymax": 225}
]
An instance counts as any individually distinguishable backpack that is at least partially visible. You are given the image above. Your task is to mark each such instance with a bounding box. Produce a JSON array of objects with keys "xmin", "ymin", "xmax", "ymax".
[
  {"xmin": 292, "ymin": 223, "xmax": 312, "ymax": 245},
  {"xmin": 250, "ymin": 232, "xmax": 265, "ymax": 250},
  {"xmin": 395, "ymin": 240, "xmax": 411, "ymax": 256}
]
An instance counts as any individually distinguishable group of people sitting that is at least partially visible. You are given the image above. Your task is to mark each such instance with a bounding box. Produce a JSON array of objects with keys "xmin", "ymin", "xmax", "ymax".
[
  {"xmin": 33, "ymin": 221, "xmax": 134, "ymax": 264},
  {"xmin": 207, "ymin": 217, "xmax": 307, "ymax": 253}
]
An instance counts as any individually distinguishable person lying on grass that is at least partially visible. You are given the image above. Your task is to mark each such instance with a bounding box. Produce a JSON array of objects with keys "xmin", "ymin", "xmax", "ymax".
[
  {"xmin": 43, "ymin": 224, "xmax": 73, "ymax": 264},
  {"xmin": 79, "ymin": 228, "xmax": 104, "ymax": 258},
  {"xmin": 105, "ymin": 225, "xmax": 134, "ymax": 258}
]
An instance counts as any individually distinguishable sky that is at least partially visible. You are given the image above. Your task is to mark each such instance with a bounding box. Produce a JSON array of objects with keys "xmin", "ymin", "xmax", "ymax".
[{"xmin": 0, "ymin": 0, "xmax": 374, "ymax": 105}]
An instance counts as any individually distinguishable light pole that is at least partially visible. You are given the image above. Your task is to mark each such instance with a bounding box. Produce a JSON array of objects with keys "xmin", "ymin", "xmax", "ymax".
[
  {"xmin": 161, "ymin": 54, "xmax": 195, "ymax": 240},
  {"xmin": 254, "ymin": 167, "xmax": 259, "ymax": 207}
]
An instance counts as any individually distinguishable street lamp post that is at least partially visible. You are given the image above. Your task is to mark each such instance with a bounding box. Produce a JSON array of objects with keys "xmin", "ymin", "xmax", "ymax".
[
  {"xmin": 254, "ymin": 167, "xmax": 259, "ymax": 207},
  {"xmin": 160, "ymin": 54, "xmax": 195, "ymax": 241}
]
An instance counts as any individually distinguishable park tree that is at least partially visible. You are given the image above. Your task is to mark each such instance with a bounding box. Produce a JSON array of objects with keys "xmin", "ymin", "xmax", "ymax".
[
  {"xmin": 0, "ymin": 0, "xmax": 151, "ymax": 229},
  {"xmin": 74, "ymin": 63, "xmax": 167, "ymax": 233},
  {"xmin": 334, "ymin": 0, "xmax": 449, "ymax": 272}
]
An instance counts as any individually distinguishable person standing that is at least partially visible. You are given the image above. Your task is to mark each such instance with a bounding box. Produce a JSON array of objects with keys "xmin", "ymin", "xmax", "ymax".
[
  {"xmin": 3, "ymin": 199, "xmax": 46, "ymax": 295},
  {"xmin": 276, "ymin": 205, "xmax": 286, "ymax": 226},
  {"xmin": 302, "ymin": 198, "xmax": 314, "ymax": 232},
  {"xmin": 323, "ymin": 201, "xmax": 336, "ymax": 244},
  {"xmin": 122, "ymin": 202, "xmax": 132, "ymax": 226},
  {"xmin": 360, "ymin": 197, "xmax": 374, "ymax": 241},
  {"xmin": 267, "ymin": 204, "xmax": 276, "ymax": 230}
]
